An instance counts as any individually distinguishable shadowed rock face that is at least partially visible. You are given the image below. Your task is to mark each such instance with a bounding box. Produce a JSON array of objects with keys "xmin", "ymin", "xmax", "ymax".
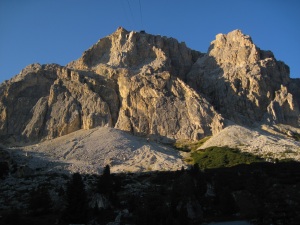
[{"xmin": 0, "ymin": 28, "xmax": 299, "ymax": 144}]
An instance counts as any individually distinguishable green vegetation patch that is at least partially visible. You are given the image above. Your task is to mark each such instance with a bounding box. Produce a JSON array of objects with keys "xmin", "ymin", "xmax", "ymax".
[
  {"xmin": 191, "ymin": 146, "xmax": 263, "ymax": 169},
  {"xmin": 293, "ymin": 133, "xmax": 300, "ymax": 141},
  {"xmin": 174, "ymin": 136, "xmax": 211, "ymax": 152}
]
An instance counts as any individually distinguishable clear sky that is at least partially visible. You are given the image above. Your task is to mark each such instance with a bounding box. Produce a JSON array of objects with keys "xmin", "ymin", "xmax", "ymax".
[{"xmin": 1, "ymin": 0, "xmax": 299, "ymax": 84}]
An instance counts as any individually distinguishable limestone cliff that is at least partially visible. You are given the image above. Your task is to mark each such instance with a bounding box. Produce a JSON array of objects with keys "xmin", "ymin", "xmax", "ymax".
[
  {"xmin": 115, "ymin": 71, "xmax": 223, "ymax": 142},
  {"xmin": 0, "ymin": 64, "xmax": 119, "ymax": 143},
  {"xmin": 0, "ymin": 28, "xmax": 222, "ymax": 143},
  {"xmin": 187, "ymin": 30, "xmax": 299, "ymax": 126},
  {"xmin": 67, "ymin": 27, "xmax": 201, "ymax": 81},
  {"xmin": 0, "ymin": 28, "xmax": 299, "ymax": 144}
]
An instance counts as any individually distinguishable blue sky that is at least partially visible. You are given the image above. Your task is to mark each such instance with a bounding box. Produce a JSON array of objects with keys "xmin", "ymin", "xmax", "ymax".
[{"xmin": 0, "ymin": 0, "xmax": 299, "ymax": 83}]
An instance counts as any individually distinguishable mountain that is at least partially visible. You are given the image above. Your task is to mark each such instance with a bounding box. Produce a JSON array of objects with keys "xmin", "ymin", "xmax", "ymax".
[
  {"xmin": 0, "ymin": 27, "xmax": 225, "ymax": 144},
  {"xmin": 0, "ymin": 27, "xmax": 299, "ymax": 172},
  {"xmin": 187, "ymin": 30, "xmax": 300, "ymax": 126},
  {"xmin": 2, "ymin": 26, "xmax": 300, "ymax": 225}
]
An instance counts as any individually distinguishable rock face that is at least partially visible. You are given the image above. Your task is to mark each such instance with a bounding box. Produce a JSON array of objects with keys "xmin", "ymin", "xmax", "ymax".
[
  {"xmin": 0, "ymin": 27, "xmax": 222, "ymax": 144},
  {"xmin": 187, "ymin": 30, "xmax": 299, "ymax": 126},
  {"xmin": 0, "ymin": 64, "xmax": 119, "ymax": 142},
  {"xmin": 67, "ymin": 27, "xmax": 201, "ymax": 81},
  {"xmin": 0, "ymin": 28, "xmax": 299, "ymax": 144},
  {"xmin": 115, "ymin": 71, "xmax": 223, "ymax": 142}
]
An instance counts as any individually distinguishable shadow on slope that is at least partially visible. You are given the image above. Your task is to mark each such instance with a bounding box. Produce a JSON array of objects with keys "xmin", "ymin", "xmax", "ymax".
[
  {"xmin": 9, "ymin": 148, "xmax": 70, "ymax": 175},
  {"xmin": 1, "ymin": 161, "xmax": 300, "ymax": 225}
]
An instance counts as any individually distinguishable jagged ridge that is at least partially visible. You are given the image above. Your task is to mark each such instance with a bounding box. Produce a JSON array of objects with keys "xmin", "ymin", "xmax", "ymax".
[{"xmin": 0, "ymin": 27, "xmax": 299, "ymax": 145}]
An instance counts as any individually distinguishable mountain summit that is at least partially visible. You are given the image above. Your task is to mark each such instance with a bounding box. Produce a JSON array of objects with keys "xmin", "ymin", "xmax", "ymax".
[
  {"xmin": 0, "ymin": 27, "xmax": 299, "ymax": 145},
  {"xmin": 188, "ymin": 29, "xmax": 299, "ymax": 126}
]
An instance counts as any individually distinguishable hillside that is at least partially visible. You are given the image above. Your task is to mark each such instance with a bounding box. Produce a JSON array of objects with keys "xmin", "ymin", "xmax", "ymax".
[
  {"xmin": 9, "ymin": 127, "xmax": 185, "ymax": 174},
  {"xmin": 1, "ymin": 27, "xmax": 300, "ymax": 225},
  {"xmin": 199, "ymin": 124, "xmax": 300, "ymax": 161}
]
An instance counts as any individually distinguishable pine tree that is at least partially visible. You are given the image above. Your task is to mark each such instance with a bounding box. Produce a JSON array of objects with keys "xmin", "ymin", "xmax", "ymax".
[
  {"xmin": 103, "ymin": 164, "xmax": 110, "ymax": 177},
  {"xmin": 28, "ymin": 186, "xmax": 52, "ymax": 215},
  {"xmin": 97, "ymin": 165, "xmax": 112, "ymax": 195},
  {"xmin": 0, "ymin": 162, "xmax": 9, "ymax": 179},
  {"xmin": 64, "ymin": 173, "xmax": 87, "ymax": 223}
]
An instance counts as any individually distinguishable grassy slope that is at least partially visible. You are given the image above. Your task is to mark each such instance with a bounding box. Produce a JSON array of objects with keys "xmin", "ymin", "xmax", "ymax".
[
  {"xmin": 191, "ymin": 146, "xmax": 263, "ymax": 169},
  {"xmin": 174, "ymin": 137, "xmax": 263, "ymax": 169},
  {"xmin": 174, "ymin": 136, "xmax": 211, "ymax": 152}
]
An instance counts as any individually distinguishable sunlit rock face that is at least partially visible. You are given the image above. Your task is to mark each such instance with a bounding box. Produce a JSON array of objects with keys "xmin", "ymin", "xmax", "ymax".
[
  {"xmin": 0, "ymin": 28, "xmax": 299, "ymax": 144},
  {"xmin": 0, "ymin": 64, "xmax": 118, "ymax": 142},
  {"xmin": 0, "ymin": 28, "xmax": 223, "ymax": 144},
  {"xmin": 187, "ymin": 30, "xmax": 299, "ymax": 126}
]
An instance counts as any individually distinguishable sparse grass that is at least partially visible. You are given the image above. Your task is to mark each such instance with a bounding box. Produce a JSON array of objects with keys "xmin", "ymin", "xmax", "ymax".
[
  {"xmin": 279, "ymin": 158, "xmax": 295, "ymax": 162},
  {"xmin": 184, "ymin": 158, "xmax": 193, "ymax": 164},
  {"xmin": 284, "ymin": 149, "xmax": 295, "ymax": 154},
  {"xmin": 293, "ymin": 133, "xmax": 300, "ymax": 141},
  {"xmin": 191, "ymin": 146, "xmax": 263, "ymax": 169},
  {"xmin": 174, "ymin": 136, "xmax": 211, "ymax": 152}
]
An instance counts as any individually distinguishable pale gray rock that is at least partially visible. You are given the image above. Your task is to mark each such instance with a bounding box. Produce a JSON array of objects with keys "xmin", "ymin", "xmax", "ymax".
[
  {"xmin": 0, "ymin": 27, "xmax": 222, "ymax": 144},
  {"xmin": 288, "ymin": 78, "xmax": 300, "ymax": 108},
  {"xmin": 22, "ymin": 97, "xmax": 48, "ymax": 141},
  {"xmin": 67, "ymin": 27, "xmax": 201, "ymax": 81},
  {"xmin": 115, "ymin": 71, "xmax": 223, "ymax": 141},
  {"xmin": 265, "ymin": 85, "xmax": 300, "ymax": 125},
  {"xmin": 0, "ymin": 64, "xmax": 57, "ymax": 142},
  {"xmin": 187, "ymin": 30, "xmax": 298, "ymax": 127},
  {"xmin": 0, "ymin": 28, "xmax": 299, "ymax": 146},
  {"xmin": 0, "ymin": 63, "xmax": 119, "ymax": 143}
]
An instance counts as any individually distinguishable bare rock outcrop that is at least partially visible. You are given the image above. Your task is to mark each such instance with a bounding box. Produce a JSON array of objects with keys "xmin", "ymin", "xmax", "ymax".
[
  {"xmin": 187, "ymin": 30, "xmax": 298, "ymax": 126},
  {"xmin": 288, "ymin": 78, "xmax": 300, "ymax": 108},
  {"xmin": 67, "ymin": 27, "xmax": 201, "ymax": 81},
  {"xmin": 115, "ymin": 71, "xmax": 223, "ymax": 141},
  {"xmin": 66, "ymin": 27, "xmax": 222, "ymax": 141},
  {"xmin": 265, "ymin": 85, "xmax": 300, "ymax": 125},
  {"xmin": 0, "ymin": 64, "xmax": 119, "ymax": 143},
  {"xmin": 1, "ymin": 28, "xmax": 299, "ymax": 145},
  {"xmin": 0, "ymin": 64, "xmax": 57, "ymax": 142},
  {"xmin": 0, "ymin": 28, "xmax": 223, "ymax": 144}
]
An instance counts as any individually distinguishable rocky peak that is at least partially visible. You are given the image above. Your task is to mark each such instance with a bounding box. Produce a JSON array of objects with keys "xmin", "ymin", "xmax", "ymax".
[
  {"xmin": 207, "ymin": 29, "xmax": 290, "ymax": 84},
  {"xmin": 0, "ymin": 28, "xmax": 223, "ymax": 144},
  {"xmin": 187, "ymin": 29, "xmax": 297, "ymax": 126},
  {"xmin": 0, "ymin": 28, "xmax": 299, "ymax": 145},
  {"xmin": 67, "ymin": 27, "xmax": 201, "ymax": 81},
  {"xmin": 208, "ymin": 29, "xmax": 259, "ymax": 66}
]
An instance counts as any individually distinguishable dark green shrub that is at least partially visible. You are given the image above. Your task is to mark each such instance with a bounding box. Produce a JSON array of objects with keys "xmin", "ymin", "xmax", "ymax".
[
  {"xmin": 0, "ymin": 161, "xmax": 9, "ymax": 179},
  {"xmin": 192, "ymin": 146, "xmax": 263, "ymax": 169},
  {"xmin": 174, "ymin": 136, "xmax": 211, "ymax": 152},
  {"xmin": 64, "ymin": 173, "xmax": 87, "ymax": 223},
  {"xmin": 28, "ymin": 186, "xmax": 52, "ymax": 215},
  {"xmin": 97, "ymin": 165, "xmax": 113, "ymax": 195}
]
